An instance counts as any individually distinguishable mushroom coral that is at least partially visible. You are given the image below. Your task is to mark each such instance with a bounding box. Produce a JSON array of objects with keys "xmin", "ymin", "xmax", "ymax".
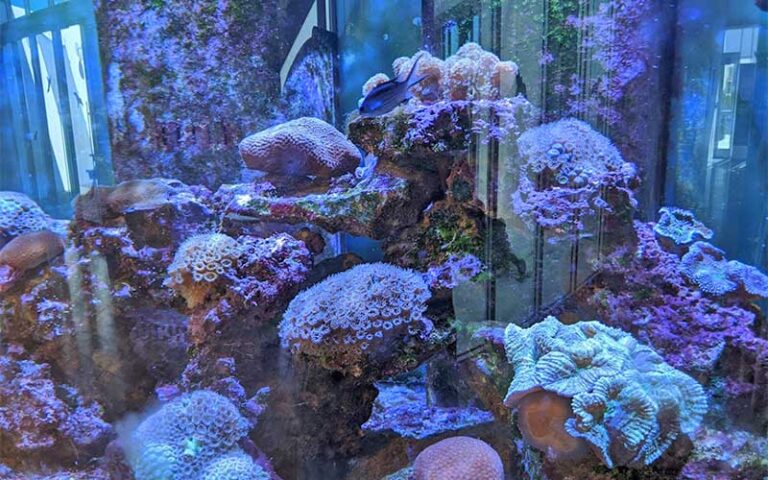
[
  {"xmin": 412, "ymin": 436, "xmax": 504, "ymax": 480},
  {"xmin": 680, "ymin": 241, "xmax": 768, "ymax": 298},
  {"xmin": 0, "ymin": 230, "xmax": 64, "ymax": 292},
  {"xmin": 503, "ymin": 316, "xmax": 707, "ymax": 468},
  {"xmin": 653, "ymin": 207, "xmax": 713, "ymax": 246}
]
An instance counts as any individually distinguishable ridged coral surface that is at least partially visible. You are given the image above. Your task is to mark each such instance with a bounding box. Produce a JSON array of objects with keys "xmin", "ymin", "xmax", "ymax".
[
  {"xmin": 199, "ymin": 451, "xmax": 270, "ymax": 480},
  {"xmin": 278, "ymin": 263, "xmax": 432, "ymax": 374},
  {"xmin": 503, "ymin": 316, "xmax": 707, "ymax": 468},
  {"xmin": 238, "ymin": 117, "xmax": 360, "ymax": 177},
  {"xmin": 0, "ymin": 191, "xmax": 51, "ymax": 241},
  {"xmin": 412, "ymin": 436, "xmax": 504, "ymax": 480},
  {"xmin": 128, "ymin": 390, "xmax": 255, "ymax": 480}
]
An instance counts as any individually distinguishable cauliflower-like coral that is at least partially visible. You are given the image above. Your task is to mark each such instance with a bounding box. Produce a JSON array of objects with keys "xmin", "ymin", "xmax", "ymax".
[
  {"xmin": 653, "ymin": 207, "xmax": 713, "ymax": 246},
  {"xmin": 127, "ymin": 390, "xmax": 253, "ymax": 480},
  {"xmin": 278, "ymin": 263, "xmax": 432, "ymax": 376},
  {"xmin": 166, "ymin": 233, "xmax": 242, "ymax": 307},
  {"xmin": 503, "ymin": 316, "xmax": 706, "ymax": 468},
  {"xmin": 385, "ymin": 43, "xmax": 519, "ymax": 105},
  {"xmin": 362, "ymin": 73, "xmax": 390, "ymax": 96},
  {"xmin": 238, "ymin": 117, "xmax": 360, "ymax": 177},
  {"xmin": 0, "ymin": 191, "xmax": 51, "ymax": 243},
  {"xmin": 511, "ymin": 118, "xmax": 638, "ymax": 235},
  {"xmin": 199, "ymin": 451, "xmax": 270, "ymax": 480},
  {"xmin": 412, "ymin": 436, "xmax": 504, "ymax": 480},
  {"xmin": 680, "ymin": 241, "xmax": 768, "ymax": 298}
]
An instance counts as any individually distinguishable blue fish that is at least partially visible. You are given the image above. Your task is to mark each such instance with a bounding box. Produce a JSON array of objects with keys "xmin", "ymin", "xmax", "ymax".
[{"xmin": 359, "ymin": 55, "xmax": 425, "ymax": 117}]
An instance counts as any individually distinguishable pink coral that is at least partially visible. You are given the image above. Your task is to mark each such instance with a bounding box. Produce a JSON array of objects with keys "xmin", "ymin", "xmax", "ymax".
[
  {"xmin": 239, "ymin": 117, "xmax": 360, "ymax": 177},
  {"xmin": 413, "ymin": 436, "xmax": 504, "ymax": 480}
]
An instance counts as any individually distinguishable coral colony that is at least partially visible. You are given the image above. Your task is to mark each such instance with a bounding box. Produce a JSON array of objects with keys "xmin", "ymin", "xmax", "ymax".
[{"xmin": 1, "ymin": 40, "xmax": 768, "ymax": 480}]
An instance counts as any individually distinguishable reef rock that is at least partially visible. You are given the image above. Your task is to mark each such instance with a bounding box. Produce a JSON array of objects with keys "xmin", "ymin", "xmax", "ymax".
[
  {"xmin": 0, "ymin": 355, "xmax": 112, "ymax": 469},
  {"xmin": 412, "ymin": 436, "xmax": 504, "ymax": 480},
  {"xmin": 239, "ymin": 117, "xmax": 360, "ymax": 177},
  {"xmin": 503, "ymin": 316, "xmax": 707, "ymax": 468},
  {"xmin": 218, "ymin": 172, "xmax": 434, "ymax": 240}
]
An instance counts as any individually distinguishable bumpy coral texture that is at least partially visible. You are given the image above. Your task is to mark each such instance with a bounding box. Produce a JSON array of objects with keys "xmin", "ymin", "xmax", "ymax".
[
  {"xmin": 680, "ymin": 241, "xmax": 768, "ymax": 298},
  {"xmin": 279, "ymin": 263, "xmax": 432, "ymax": 373},
  {"xmin": 168, "ymin": 233, "xmax": 241, "ymax": 284},
  {"xmin": 199, "ymin": 451, "xmax": 270, "ymax": 480},
  {"xmin": 412, "ymin": 436, "xmax": 504, "ymax": 480},
  {"xmin": 0, "ymin": 191, "xmax": 51, "ymax": 240},
  {"xmin": 511, "ymin": 118, "xmax": 638, "ymax": 234},
  {"xmin": 362, "ymin": 73, "xmax": 390, "ymax": 96},
  {"xmin": 389, "ymin": 43, "xmax": 519, "ymax": 103},
  {"xmin": 503, "ymin": 316, "xmax": 707, "ymax": 468},
  {"xmin": 128, "ymin": 390, "xmax": 253, "ymax": 480},
  {"xmin": 653, "ymin": 207, "xmax": 713, "ymax": 245},
  {"xmin": 238, "ymin": 117, "xmax": 360, "ymax": 177}
]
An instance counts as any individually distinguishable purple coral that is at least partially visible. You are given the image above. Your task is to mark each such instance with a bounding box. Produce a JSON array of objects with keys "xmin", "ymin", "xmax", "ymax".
[
  {"xmin": 593, "ymin": 222, "xmax": 768, "ymax": 374},
  {"xmin": 423, "ymin": 254, "xmax": 484, "ymax": 290},
  {"xmin": 511, "ymin": 119, "xmax": 638, "ymax": 235},
  {"xmin": 0, "ymin": 355, "xmax": 112, "ymax": 461},
  {"xmin": 653, "ymin": 207, "xmax": 714, "ymax": 245}
]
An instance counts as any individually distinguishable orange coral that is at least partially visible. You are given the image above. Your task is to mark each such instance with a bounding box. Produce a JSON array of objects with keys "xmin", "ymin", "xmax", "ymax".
[{"xmin": 516, "ymin": 391, "xmax": 589, "ymax": 462}]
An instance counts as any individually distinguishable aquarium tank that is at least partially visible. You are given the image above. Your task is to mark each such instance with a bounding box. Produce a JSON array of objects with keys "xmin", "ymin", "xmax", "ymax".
[{"xmin": 1, "ymin": 0, "xmax": 768, "ymax": 479}]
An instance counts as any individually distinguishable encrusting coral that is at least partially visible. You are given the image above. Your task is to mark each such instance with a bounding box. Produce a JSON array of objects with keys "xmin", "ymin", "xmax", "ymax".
[
  {"xmin": 503, "ymin": 316, "xmax": 707, "ymax": 468},
  {"xmin": 238, "ymin": 117, "xmax": 360, "ymax": 178},
  {"xmin": 126, "ymin": 390, "xmax": 265, "ymax": 480},
  {"xmin": 279, "ymin": 262, "xmax": 433, "ymax": 376},
  {"xmin": 653, "ymin": 206, "xmax": 714, "ymax": 246},
  {"xmin": 511, "ymin": 118, "xmax": 638, "ymax": 236},
  {"xmin": 412, "ymin": 436, "xmax": 504, "ymax": 480}
]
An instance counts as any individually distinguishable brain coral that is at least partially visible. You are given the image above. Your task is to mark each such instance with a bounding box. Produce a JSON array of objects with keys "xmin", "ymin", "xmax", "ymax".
[
  {"xmin": 0, "ymin": 191, "xmax": 51, "ymax": 242},
  {"xmin": 653, "ymin": 207, "xmax": 713, "ymax": 245},
  {"xmin": 128, "ymin": 390, "xmax": 252, "ymax": 480},
  {"xmin": 238, "ymin": 117, "xmax": 360, "ymax": 177},
  {"xmin": 503, "ymin": 316, "xmax": 706, "ymax": 468},
  {"xmin": 511, "ymin": 118, "xmax": 638, "ymax": 234},
  {"xmin": 278, "ymin": 263, "xmax": 433, "ymax": 376},
  {"xmin": 412, "ymin": 436, "xmax": 504, "ymax": 480},
  {"xmin": 680, "ymin": 241, "xmax": 768, "ymax": 298}
]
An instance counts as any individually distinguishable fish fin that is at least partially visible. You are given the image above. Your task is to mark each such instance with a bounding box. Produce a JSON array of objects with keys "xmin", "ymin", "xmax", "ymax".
[{"xmin": 403, "ymin": 53, "xmax": 424, "ymax": 84}]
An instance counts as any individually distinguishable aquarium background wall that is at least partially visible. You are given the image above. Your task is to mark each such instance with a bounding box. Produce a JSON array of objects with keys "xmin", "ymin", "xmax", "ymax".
[{"xmin": 0, "ymin": 0, "xmax": 767, "ymax": 479}]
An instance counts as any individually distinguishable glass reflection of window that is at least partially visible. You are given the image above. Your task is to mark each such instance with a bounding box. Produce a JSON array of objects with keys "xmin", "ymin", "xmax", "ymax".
[{"xmin": 0, "ymin": 0, "xmax": 111, "ymax": 215}]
